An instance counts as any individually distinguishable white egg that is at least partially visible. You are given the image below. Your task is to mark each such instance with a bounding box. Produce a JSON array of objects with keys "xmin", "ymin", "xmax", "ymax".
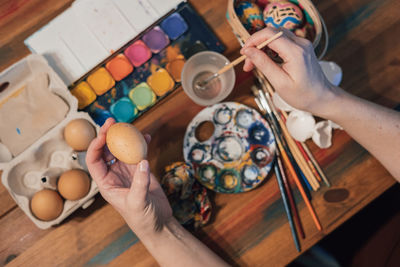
[
  {"xmin": 312, "ymin": 120, "xmax": 333, "ymax": 148},
  {"xmin": 319, "ymin": 61, "xmax": 343, "ymax": 86},
  {"xmin": 286, "ymin": 110, "xmax": 315, "ymax": 142}
]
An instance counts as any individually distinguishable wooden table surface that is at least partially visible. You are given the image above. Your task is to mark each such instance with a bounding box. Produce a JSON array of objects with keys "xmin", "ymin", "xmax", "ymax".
[{"xmin": 1, "ymin": 0, "xmax": 399, "ymax": 266}]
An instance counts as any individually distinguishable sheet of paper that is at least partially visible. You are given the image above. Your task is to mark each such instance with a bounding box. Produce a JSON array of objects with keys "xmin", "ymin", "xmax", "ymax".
[
  {"xmin": 111, "ymin": 0, "xmax": 158, "ymax": 33},
  {"xmin": 52, "ymin": 8, "xmax": 109, "ymax": 71},
  {"xmin": 25, "ymin": 25, "xmax": 86, "ymax": 85},
  {"xmin": 72, "ymin": 0, "xmax": 138, "ymax": 53}
]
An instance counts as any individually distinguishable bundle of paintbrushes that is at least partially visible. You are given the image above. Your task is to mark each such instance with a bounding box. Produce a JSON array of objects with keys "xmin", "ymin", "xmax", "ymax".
[{"xmin": 251, "ymin": 77, "xmax": 330, "ymax": 252}]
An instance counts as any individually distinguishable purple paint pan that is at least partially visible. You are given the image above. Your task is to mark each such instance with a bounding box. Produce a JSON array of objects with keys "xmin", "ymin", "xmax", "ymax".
[
  {"xmin": 142, "ymin": 26, "xmax": 170, "ymax": 54},
  {"xmin": 124, "ymin": 40, "xmax": 152, "ymax": 67}
]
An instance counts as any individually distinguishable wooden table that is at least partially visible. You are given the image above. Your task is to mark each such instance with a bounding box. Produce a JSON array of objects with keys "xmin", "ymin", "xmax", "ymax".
[{"xmin": 0, "ymin": 0, "xmax": 399, "ymax": 266}]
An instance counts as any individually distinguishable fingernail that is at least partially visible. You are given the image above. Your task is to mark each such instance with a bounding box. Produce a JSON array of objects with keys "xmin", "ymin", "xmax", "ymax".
[{"xmin": 139, "ymin": 160, "xmax": 148, "ymax": 172}]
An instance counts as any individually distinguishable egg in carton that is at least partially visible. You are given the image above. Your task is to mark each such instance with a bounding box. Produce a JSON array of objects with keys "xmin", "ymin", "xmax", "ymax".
[{"xmin": 0, "ymin": 54, "xmax": 100, "ymax": 229}]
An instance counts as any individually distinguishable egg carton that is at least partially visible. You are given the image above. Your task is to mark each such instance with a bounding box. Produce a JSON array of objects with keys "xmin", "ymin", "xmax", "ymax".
[{"xmin": 0, "ymin": 54, "xmax": 100, "ymax": 229}]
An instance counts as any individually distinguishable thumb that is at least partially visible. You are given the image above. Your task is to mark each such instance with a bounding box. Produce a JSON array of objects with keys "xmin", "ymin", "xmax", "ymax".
[
  {"xmin": 128, "ymin": 160, "xmax": 150, "ymax": 209},
  {"xmin": 243, "ymin": 47, "xmax": 287, "ymax": 83}
]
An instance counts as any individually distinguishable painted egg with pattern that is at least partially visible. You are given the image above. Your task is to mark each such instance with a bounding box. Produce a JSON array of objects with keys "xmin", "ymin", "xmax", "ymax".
[
  {"xmin": 235, "ymin": 1, "xmax": 265, "ymax": 32},
  {"xmin": 263, "ymin": 1, "xmax": 304, "ymax": 30}
]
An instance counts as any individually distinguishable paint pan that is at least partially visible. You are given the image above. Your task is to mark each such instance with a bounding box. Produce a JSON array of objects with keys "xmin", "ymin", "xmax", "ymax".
[
  {"xmin": 86, "ymin": 67, "xmax": 115, "ymax": 95},
  {"xmin": 160, "ymin": 13, "xmax": 189, "ymax": 40},
  {"xmin": 166, "ymin": 55, "xmax": 185, "ymax": 82},
  {"xmin": 110, "ymin": 97, "xmax": 138, "ymax": 123},
  {"xmin": 142, "ymin": 26, "xmax": 170, "ymax": 53},
  {"xmin": 105, "ymin": 54, "xmax": 134, "ymax": 81},
  {"xmin": 70, "ymin": 81, "xmax": 97, "ymax": 109},
  {"xmin": 128, "ymin": 82, "xmax": 156, "ymax": 110},
  {"xmin": 147, "ymin": 68, "xmax": 175, "ymax": 96},
  {"xmin": 84, "ymin": 102, "xmax": 114, "ymax": 126},
  {"xmin": 124, "ymin": 40, "xmax": 152, "ymax": 67},
  {"xmin": 182, "ymin": 40, "xmax": 207, "ymax": 59}
]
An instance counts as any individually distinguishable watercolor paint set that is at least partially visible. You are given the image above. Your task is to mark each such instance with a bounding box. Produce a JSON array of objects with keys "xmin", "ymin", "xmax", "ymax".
[{"xmin": 25, "ymin": 0, "xmax": 225, "ymax": 125}]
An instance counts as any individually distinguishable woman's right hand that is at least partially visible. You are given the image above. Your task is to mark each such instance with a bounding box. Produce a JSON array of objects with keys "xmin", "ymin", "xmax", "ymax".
[{"xmin": 241, "ymin": 27, "xmax": 339, "ymax": 117}]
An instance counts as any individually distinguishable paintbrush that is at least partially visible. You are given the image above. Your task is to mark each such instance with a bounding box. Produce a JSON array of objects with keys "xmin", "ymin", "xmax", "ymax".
[
  {"xmin": 195, "ymin": 32, "xmax": 283, "ymax": 90},
  {"xmin": 253, "ymin": 86, "xmax": 322, "ymax": 231},
  {"xmin": 274, "ymin": 158, "xmax": 301, "ymax": 252},
  {"xmin": 254, "ymin": 94, "xmax": 306, "ymax": 240},
  {"xmin": 255, "ymin": 97, "xmax": 303, "ymax": 249},
  {"xmin": 259, "ymin": 77, "xmax": 330, "ymax": 187}
]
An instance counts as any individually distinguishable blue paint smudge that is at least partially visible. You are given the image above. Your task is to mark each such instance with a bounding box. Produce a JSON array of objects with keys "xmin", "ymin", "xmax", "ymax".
[
  {"xmin": 248, "ymin": 122, "xmax": 270, "ymax": 145},
  {"xmin": 86, "ymin": 230, "xmax": 139, "ymax": 266},
  {"xmin": 16, "ymin": 128, "xmax": 21, "ymax": 135}
]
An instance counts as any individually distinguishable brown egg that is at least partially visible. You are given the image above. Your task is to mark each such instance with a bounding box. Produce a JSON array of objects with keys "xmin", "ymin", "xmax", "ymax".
[
  {"xmin": 64, "ymin": 119, "xmax": 96, "ymax": 151},
  {"xmin": 58, "ymin": 169, "xmax": 91, "ymax": 200},
  {"xmin": 31, "ymin": 189, "xmax": 63, "ymax": 221},
  {"xmin": 106, "ymin": 123, "xmax": 147, "ymax": 164}
]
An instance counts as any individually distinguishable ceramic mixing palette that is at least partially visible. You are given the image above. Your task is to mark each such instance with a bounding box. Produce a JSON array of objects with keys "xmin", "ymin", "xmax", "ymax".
[
  {"xmin": 72, "ymin": 3, "xmax": 225, "ymax": 125},
  {"xmin": 184, "ymin": 102, "xmax": 276, "ymax": 193}
]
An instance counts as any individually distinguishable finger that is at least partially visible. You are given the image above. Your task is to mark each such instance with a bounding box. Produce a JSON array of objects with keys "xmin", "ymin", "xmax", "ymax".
[
  {"xmin": 243, "ymin": 58, "xmax": 254, "ymax": 72},
  {"xmin": 144, "ymin": 134, "xmax": 151, "ymax": 145},
  {"xmin": 128, "ymin": 160, "xmax": 150, "ymax": 209},
  {"xmin": 86, "ymin": 118, "xmax": 116, "ymax": 182},
  {"xmin": 242, "ymin": 47, "xmax": 289, "ymax": 84},
  {"xmin": 242, "ymin": 27, "xmax": 297, "ymax": 61}
]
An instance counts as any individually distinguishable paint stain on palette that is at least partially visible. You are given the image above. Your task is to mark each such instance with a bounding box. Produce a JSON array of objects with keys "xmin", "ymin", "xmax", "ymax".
[
  {"xmin": 71, "ymin": 3, "xmax": 225, "ymax": 126},
  {"xmin": 183, "ymin": 102, "xmax": 276, "ymax": 193}
]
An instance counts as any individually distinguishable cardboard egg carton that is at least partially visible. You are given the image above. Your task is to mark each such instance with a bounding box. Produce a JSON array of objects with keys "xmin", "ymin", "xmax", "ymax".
[{"xmin": 0, "ymin": 54, "xmax": 100, "ymax": 229}]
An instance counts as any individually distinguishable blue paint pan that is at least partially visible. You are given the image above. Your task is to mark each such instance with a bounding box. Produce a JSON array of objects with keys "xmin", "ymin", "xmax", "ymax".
[
  {"xmin": 110, "ymin": 97, "xmax": 138, "ymax": 123},
  {"xmin": 160, "ymin": 13, "xmax": 189, "ymax": 40}
]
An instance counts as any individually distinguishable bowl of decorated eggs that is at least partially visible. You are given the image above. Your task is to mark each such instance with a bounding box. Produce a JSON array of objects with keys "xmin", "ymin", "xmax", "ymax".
[{"xmin": 227, "ymin": 0, "xmax": 327, "ymax": 57}]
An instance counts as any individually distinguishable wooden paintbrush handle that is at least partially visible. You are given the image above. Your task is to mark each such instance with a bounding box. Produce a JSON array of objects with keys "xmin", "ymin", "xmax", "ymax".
[{"xmin": 217, "ymin": 31, "xmax": 283, "ymax": 76}]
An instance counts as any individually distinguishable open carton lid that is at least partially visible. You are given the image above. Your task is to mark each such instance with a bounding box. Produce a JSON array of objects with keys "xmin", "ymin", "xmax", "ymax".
[
  {"xmin": 0, "ymin": 54, "xmax": 77, "ymax": 166},
  {"xmin": 0, "ymin": 54, "xmax": 100, "ymax": 229}
]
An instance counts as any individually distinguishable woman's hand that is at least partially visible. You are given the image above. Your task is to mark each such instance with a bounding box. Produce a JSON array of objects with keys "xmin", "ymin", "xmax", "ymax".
[
  {"xmin": 86, "ymin": 118, "xmax": 172, "ymax": 237},
  {"xmin": 241, "ymin": 27, "xmax": 339, "ymax": 117}
]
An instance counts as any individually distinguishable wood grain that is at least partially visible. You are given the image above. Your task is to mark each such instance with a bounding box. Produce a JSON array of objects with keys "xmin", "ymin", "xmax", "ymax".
[{"xmin": 0, "ymin": 0, "xmax": 398, "ymax": 266}]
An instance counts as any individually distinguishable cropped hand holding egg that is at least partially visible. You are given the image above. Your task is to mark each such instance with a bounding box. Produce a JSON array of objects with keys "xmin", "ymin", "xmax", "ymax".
[{"xmin": 86, "ymin": 118, "xmax": 172, "ymax": 237}]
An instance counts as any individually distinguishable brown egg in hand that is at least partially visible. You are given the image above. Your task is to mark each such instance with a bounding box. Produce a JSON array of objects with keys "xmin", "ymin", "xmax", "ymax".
[
  {"xmin": 106, "ymin": 123, "xmax": 147, "ymax": 164},
  {"xmin": 31, "ymin": 189, "xmax": 64, "ymax": 221},
  {"xmin": 58, "ymin": 169, "xmax": 91, "ymax": 201},
  {"xmin": 64, "ymin": 119, "xmax": 96, "ymax": 151}
]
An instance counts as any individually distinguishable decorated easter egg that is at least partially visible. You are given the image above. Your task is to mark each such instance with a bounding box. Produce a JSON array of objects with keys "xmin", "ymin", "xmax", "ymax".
[
  {"xmin": 263, "ymin": 1, "xmax": 303, "ymax": 30},
  {"xmin": 235, "ymin": 1, "xmax": 265, "ymax": 32}
]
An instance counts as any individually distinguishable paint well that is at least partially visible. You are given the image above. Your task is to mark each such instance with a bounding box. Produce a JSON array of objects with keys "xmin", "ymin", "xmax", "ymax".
[
  {"xmin": 70, "ymin": 81, "xmax": 97, "ymax": 109},
  {"xmin": 142, "ymin": 26, "xmax": 170, "ymax": 53},
  {"xmin": 128, "ymin": 82, "xmax": 156, "ymax": 110},
  {"xmin": 160, "ymin": 13, "xmax": 188, "ymax": 40},
  {"xmin": 166, "ymin": 55, "xmax": 185, "ymax": 82},
  {"xmin": 110, "ymin": 97, "xmax": 138, "ymax": 123},
  {"xmin": 84, "ymin": 103, "xmax": 114, "ymax": 126},
  {"xmin": 105, "ymin": 54, "xmax": 134, "ymax": 81},
  {"xmin": 87, "ymin": 67, "xmax": 115, "ymax": 95},
  {"xmin": 147, "ymin": 68, "xmax": 175, "ymax": 96},
  {"xmin": 124, "ymin": 40, "xmax": 152, "ymax": 67}
]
